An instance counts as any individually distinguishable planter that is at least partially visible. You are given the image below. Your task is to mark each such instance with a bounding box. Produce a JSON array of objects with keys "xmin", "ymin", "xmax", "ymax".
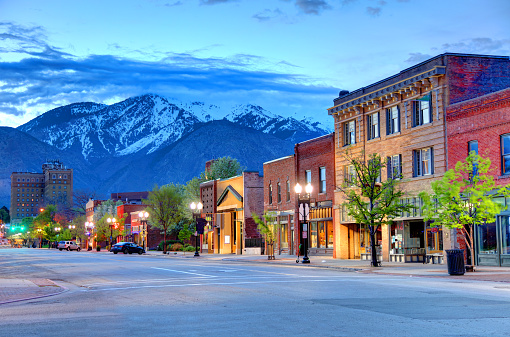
[{"xmin": 96, "ymin": 246, "xmax": 101, "ymax": 252}]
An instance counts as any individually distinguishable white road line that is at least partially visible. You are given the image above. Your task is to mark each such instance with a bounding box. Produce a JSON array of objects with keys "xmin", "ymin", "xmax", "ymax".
[
  {"xmin": 151, "ymin": 267, "xmax": 215, "ymax": 277},
  {"xmin": 82, "ymin": 278, "xmax": 342, "ymax": 292}
]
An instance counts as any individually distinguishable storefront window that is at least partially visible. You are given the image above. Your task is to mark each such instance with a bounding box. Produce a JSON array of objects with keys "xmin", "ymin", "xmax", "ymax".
[
  {"xmin": 310, "ymin": 222, "xmax": 317, "ymax": 248},
  {"xmin": 501, "ymin": 216, "xmax": 510, "ymax": 255},
  {"xmin": 327, "ymin": 221, "xmax": 334, "ymax": 248},
  {"xmin": 280, "ymin": 223, "xmax": 288, "ymax": 249},
  {"xmin": 390, "ymin": 223, "xmax": 404, "ymax": 254},
  {"xmin": 318, "ymin": 222, "xmax": 326, "ymax": 248},
  {"xmin": 360, "ymin": 224, "xmax": 381, "ymax": 255},
  {"xmin": 426, "ymin": 224, "xmax": 443, "ymax": 253},
  {"xmin": 478, "ymin": 222, "xmax": 497, "ymax": 254}
]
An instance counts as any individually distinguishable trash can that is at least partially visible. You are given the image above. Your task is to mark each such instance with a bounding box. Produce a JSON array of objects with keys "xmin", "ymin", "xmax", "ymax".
[{"xmin": 445, "ymin": 249, "xmax": 465, "ymax": 275}]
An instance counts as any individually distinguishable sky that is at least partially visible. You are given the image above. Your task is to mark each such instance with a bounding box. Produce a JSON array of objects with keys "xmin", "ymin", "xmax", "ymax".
[{"xmin": 0, "ymin": 0, "xmax": 509, "ymax": 128}]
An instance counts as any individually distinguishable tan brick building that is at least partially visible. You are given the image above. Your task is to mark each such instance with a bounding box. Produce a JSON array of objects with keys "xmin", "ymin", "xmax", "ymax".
[{"xmin": 328, "ymin": 53, "xmax": 510, "ymax": 263}]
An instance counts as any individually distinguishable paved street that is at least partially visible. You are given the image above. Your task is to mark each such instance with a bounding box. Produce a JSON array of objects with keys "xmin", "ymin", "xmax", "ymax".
[{"xmin": 1, "ymin": 249, "xmax": 510, "ymax": 337}]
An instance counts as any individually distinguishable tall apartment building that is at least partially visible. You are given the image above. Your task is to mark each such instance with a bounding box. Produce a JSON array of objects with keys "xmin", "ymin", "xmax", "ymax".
[
  {"xmin": 328, "ymin": 53, "xmax": 510, "ymax": 263},
  {"xmin": 10, "ymin": 160, "xmax": 73, "ymax": 222}
]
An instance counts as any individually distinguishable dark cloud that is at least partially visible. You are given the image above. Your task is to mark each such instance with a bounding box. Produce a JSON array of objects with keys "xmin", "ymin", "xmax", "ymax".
[
  {"xmin": 366, "ymin": 7, "xmax": 381, "ymax": 16},
  {"xmin": 294, "ymin": 0, "xmax": 331, "ymax": 14},
  {"xmin": 252, "ymin": 8, "xmax": 285, "ymax": 22}
]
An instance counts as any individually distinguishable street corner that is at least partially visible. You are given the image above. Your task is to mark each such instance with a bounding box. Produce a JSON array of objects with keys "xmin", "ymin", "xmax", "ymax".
[{"xmin": 0, "ymin": 278, "xmax": 67, "ymax": 305}]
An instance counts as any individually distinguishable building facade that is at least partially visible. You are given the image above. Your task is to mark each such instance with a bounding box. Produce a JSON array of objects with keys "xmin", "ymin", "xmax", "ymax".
[
  {"xmin": 328, "ymin": 53, "xmax": 510, "ymax": 263},
  {"xmin": 447, "ymin": 87, "xmax": 510, "ymax": 266},
  {"xmin": 10, "ymin": 160, "xmax": 73, "ymax": 223}
]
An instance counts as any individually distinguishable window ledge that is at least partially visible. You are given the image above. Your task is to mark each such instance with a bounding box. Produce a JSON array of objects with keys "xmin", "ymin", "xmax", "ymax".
[
  {"xmin": 386, "ymin": 131, "xmax": 401, "ymax": 139},
  {"xmin": 411, "ymin": 174, "xmax": 437, "ymax": 181},
  {"xmin": 367, "ymin": 137, "xmax": 381, "ymax": 143},
  {"xmin": 410, "ymin": 122, "xmax": 434, "ymax": 130}
]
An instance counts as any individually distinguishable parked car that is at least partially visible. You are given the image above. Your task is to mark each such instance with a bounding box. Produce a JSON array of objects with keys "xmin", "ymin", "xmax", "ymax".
[
  {"xmin": 58, "ymin": 241, "xmax": 81, "ymax": 251},
  {"xmin": 110, "ymin": 242, "xmax": 145, "ymax": 255}
]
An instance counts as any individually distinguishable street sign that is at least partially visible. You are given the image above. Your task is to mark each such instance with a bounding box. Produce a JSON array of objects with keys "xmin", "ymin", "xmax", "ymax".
[
  {"xmin": 196, "ymin": 218, "xmax": 207, "ymax": 234},
  {"xmin": 303, "ymin": 232, "xmax": 307, "ymax": 239}
]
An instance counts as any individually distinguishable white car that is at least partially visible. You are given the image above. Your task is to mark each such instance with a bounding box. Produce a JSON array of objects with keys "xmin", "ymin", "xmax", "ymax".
[{"xmin": 58, "ymin": 241, "xmax": 81, "ymax": 251}]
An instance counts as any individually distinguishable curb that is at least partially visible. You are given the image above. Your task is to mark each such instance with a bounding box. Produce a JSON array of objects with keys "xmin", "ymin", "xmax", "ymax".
[{"xmin": 0, "ymin": 285, "xmax": 68, "ymax": 306}]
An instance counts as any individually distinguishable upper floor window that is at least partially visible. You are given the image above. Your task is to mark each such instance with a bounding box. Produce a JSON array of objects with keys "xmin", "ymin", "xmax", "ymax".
[
  {"xmin": 52, "ymin": 174, "xmax": 56, "ymax": 179},
  {"xmin": 502, "ymin": 134, "xmax": 510, "ymax": 175},
  {"xmin": 319, "ymin": 167, "xmax": 326, "ymax": 193},
  {"xmin": 344, "ymin": 165, "xmax": 356, "ymax": 186},
  {"xmin": 305, "ymin": 170, "xmax": 311, "ymax": 184},
  {"xmin": 386, "ymin": 106, "xmax": 400, "ymax": 135},
  {"xmin": 413, "ymin": 97, "xmax": 432, "ymax": 127},
  {"xmin": 268, "ymin": 184, "xmax": 273, "ymax": 204},
  {"xmin": 277, "ymin": 182, "xmax": 281, "ymax": 203},
  {"xmin": 413, "ymin": 148, "xmax": 434, "ymax": 177},
  {"xmin": 387, "ymin": 154, "xmax": 402, "ymax": 180},
  {"xmin": 367, "ymin": 112, "xmax": 379, "ymax": 140},
  {"xmin": 64, "ymin": 174, "xmax": 67, "ymax": 179},
  {"xmin": 344, "ymin": 120, "xmax": 355, "ymax": 146},
  {"xmin": 468, "ymin": 140, "xmax": 478, "ymax": 155},
  {"xmin": 286, "ymin": 180, "xmax": 290, "ymax": 202}
]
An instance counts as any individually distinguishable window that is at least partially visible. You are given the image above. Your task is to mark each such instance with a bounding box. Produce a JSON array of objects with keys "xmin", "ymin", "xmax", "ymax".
[
  {"xmin": 387, "ymin": 154, "xmax": 402, "ymax": 179},
  {"xmin": 344, "ymin": 120, "xmax": 355, "ymax": 146},
  {"xmin": 52, "ymin": 174, "xmax": 56, "ymax": 179},
  {"xmin": 268, "ymin": 184, "xmax": 273, "ymax": 204},
  {"xmin": 367, "ymin": 112, "xmax": 380, "ymax": 140},
  {"xmin": 345, "ymin": 165, "xmax": 356, "ymax": 185},
  {"xmin": 286, "ymin": 180, "xmax": 290, "ymax": 202},
  {"xmin": 386, "ymin": 106, "xmax": 400, "ymax": 135},
  {"xmin": 305, "ymin": 170, "xmax": 311, "ymax": 184},
  {"xmin": 64, "ymin": 174, "xmax": 67, "ymax": 179},
  {"xmin": 468, "ymin": 140, "xmax": 478, "ymax": 155},
  {"xmin": 413, "ymin": 97, "xmax": 432, "ymax": 127},
  {"xmin": 502, "ymin": 134, "xmax": 510, "ymax": 175},
  {"xmin": 413, "ymin": 148, "xmax": 434, "ymax": 177},
  {"xmin": 319, "ymin": 167, "xmax": 326, "ymax": 193},
  {"xmin": 368, "ymin": 158, "xmax": 381, "ymax": 183},
  {"xmin": 277, "ymin": 182, "xmax": 281, "ymax": 203}
]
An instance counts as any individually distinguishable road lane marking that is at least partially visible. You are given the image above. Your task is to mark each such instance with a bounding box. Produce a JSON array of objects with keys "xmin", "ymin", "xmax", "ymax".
[
  {"xmin": 81, "ymin": 278, "xmax": 342, "ymax": 292},
  {"xmin": 151, "ymin": 267, "xmax": 215, "ymax": 277}
]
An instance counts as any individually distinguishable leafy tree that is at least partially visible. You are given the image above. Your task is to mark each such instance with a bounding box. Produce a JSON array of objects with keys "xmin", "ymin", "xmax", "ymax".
[
  {"xmin": 253, "ymin": 212, "xmax": 279, "ymax": 259},
  {"xmin": 95, "ymin": 213, "xmax": 123, "ymax": 246},
  {"xmin": 200, "ymin": 156, "xmax": 245, "ymax": 181},
  {"xmin": 178, "ymin": 225, "xmax": 193, "ymax": 255},
  {"xmin": 338, "ymin": 151, "xmax": 414, "ymax": 267},
  {"xmin": 143, "ymin": 184, "xmax": 186, "ymax": 254},
  {"xmin": 0, "ymin": 206, "xmax": 10, "ymax": 224},
  {"xmin": 420, "ymin": 152, "xmax": 510, "ymax": 269}
]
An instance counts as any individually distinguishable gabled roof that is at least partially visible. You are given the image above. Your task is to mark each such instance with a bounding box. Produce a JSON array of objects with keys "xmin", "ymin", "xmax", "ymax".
[{"xmin": 217, "ymin": 185, "xmax": 242, "ymax": 206}]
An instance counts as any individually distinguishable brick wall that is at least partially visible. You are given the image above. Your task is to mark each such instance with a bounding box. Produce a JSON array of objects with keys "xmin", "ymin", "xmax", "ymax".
[
  {"xmin": 263, "ymin": 155, "xmax": 295, "ymax": 211},
  {"xmin": 243, "ymin": 172, "xmax": 263, "ymax": 239}
]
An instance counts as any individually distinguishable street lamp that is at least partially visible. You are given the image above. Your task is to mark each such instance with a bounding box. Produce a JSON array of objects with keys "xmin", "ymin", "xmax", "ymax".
[
  {"xmin": 107, "ymin": 217, "xmax": 117, "ymax": 249},
  {"xmin": 138, "ymin": 211, "xmax": 149, "ymax": 252},
  {"xmin": 190, "ymin": 202, "xmax": 203, "ymax": 257},
  {"xmin": 295, "ymin": 183, "xmax": 312, "ymax": 264},
  {"xmin": 85, "ymin": 222, "xmax": 94, "ymax": 250}
]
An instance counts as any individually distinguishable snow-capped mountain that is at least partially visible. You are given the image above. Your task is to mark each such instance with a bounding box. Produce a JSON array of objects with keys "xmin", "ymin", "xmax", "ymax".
[{"xmin": 18, "ymin": 94, "xmax": 331, "ymax": 162}]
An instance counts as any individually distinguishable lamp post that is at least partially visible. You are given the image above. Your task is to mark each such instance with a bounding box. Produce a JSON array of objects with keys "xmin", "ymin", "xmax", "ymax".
[
  {"xmin": 138, "ymin": 211, "xmax": 149, "ymax": 252},
  {"xmin": 189, "ymin": 202, "xmax": 203, "ymax": 257},
  {"xmin": 85, "ymin": 222, "xmax": 94, "ymax": 250},
  {"xmin": 107, "ymin": 217, "xmax": 117, "ymax": 249},
  {"xmin": 295, "ymin": 182, "xmax": 312, "ymax": 264},
  {"xmin": 55, "ymin": 226, "xmax": 61, "ymax": 249}
]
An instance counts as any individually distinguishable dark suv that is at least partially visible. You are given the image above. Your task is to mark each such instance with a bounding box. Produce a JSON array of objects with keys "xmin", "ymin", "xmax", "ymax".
[{"xmin": 110, "ymin": 242, "xmax": 145, "ymax": 255}]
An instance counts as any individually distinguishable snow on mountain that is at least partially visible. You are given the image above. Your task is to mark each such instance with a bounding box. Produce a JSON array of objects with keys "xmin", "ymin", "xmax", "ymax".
[{"xmin": 18, "ymin": 94, "xmax": 330, "ymax": 162}]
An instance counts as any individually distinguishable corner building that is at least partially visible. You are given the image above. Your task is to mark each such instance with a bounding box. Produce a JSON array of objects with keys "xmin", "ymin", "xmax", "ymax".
[{"xmin": 328, "ymin": 53, "xmax": 510, "ymax": 263}]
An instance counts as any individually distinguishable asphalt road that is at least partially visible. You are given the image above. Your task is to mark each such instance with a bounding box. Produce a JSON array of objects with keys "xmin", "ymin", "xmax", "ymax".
[{"xmin": 1, "ymin": 249, "xmax": 510, "ymax": 337}]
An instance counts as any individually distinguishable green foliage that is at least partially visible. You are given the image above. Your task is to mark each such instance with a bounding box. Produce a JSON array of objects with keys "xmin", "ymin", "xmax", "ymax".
[
  {"xmin": 420, "ymin": 152, "xmax": 510, "ymax": 265},
  {"xmin": 201, "ymin": 156, "xmax": 245, "ymax": 181},
  {"xmin": 143, "ymin": 184, "xmax": 186, "ymax": 252},
  {"xmin": 170, "ymin": 243, "xmax": 183, "ymax": 251},
  {"xmin": 178, "ymin": 226, "xmax": 193, "ymax": 243},
  {"xmin": 339, "ymin": 151, "xmax": 414, "ymax": 267},
  {"xmin": 253, "ymin": 212, "xmax": 278, "ymax": 245},
  {"xmin": 185, "ymin": 245, "xmax": 196, "ymax": 252},
  {"xmin": 0, "ymin": 206, "xmax": 10, "ymax": 224},
  {"xmin": 94, "ymin": 213, "xmax": 122, "ymax": 242},
  {"xmin": 157, "ymin": 240, "xmax": 182, "ymax": 251}
]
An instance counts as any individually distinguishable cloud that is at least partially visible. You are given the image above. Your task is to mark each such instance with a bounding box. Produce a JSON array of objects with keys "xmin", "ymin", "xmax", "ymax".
[
  {"xmin": 164, "ymin": 1, "xmax": 183, "ymax": 6},
  {"xmin": 366, "ymin": 7, "xmax": 381, "ymax": 16},
  {"xmin": 441, "ymin": 38, "xmax": 510, "ymax": 54},
  {"xmin": 294, "ymin": 0, "xmax": 331, "ymax": 14},
  {"xmin": 0, "ymin": 22, "xmax": 335, "ymax": 127},
  {"xmin": 252, "ymin": 8, "xmax": 285, "ymax": 22},
  {"xmin": 404, "ymin": 52, "xmax": 433, "ymax": 64}
]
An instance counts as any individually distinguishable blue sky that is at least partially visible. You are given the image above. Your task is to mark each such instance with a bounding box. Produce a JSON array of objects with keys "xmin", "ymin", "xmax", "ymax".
[{"xmin": 0, "ymin": 0, "xmax": 509, "ymax": 128}]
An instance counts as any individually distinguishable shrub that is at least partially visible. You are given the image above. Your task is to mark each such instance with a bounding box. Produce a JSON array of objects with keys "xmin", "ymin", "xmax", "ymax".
[
  {"xmin": 157, "ymin": 240, "xmax": 182, "ymax": 251},
  {"xmin": 185, "ymin": 246, "xmax": 195, "ymax": 252},
  {"xmin": 170, "ymin": 243, "xmax": 183, "ymax": 251}
]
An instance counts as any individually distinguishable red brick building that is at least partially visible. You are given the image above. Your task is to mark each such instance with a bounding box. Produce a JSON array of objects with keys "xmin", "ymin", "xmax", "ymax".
[
  {"xmin": 447, "ymin": 87, "xmax": 510, "ymax": 266},
  {"xmin": 264, "ymin": 133, "xmax": 336, "ymax": 257}
]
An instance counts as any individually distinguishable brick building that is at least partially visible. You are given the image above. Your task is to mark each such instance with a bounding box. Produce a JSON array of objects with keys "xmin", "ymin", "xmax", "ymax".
[
  {"xmin": 10, "ymin": 159, "xmax": 73, "ymax": 223},
  {"xmin": 447, "ymin": 87, "xmax": 510, "ymax": 266},
  {"xmin": 328, "ymin": 53, "xmax": 510, "ymax": 263},
  {"xmin": 200, "ymin": 171, "xmax": 263, "ymax": 255},
  {"xmin": 263, "ymin": 133, "xmax": 336, "ymax": 257}
]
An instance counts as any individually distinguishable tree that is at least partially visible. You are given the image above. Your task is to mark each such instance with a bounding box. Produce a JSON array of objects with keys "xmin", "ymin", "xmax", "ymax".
[
  {"xmin": 73, "ymin": 189, "xmax": 102, "ymax": 216},
  {"xmin": 178, "ymin": 224, "xmax": 193, "ymax": 255},
  {"xmin": 0, "ymin": 206, "xmax": 10, "ymax": 224},
  {"xmin": 338, "ymin": 151, "xmax": 414, "ymax": 267},
  {"xmin": 253, "ymin": 212, "xmax": 279, "ymax": 259},
  {"xmin": 143, "ymin": 184, "xmax": 186, "ymax": 254},
  {"xmin": 420, "ymin": 152, "xmax": 510, "ymax": 270}
]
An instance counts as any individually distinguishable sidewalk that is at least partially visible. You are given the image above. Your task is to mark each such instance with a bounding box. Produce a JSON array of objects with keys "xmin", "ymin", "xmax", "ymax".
[{"xmin": 0, "ymin": 278, "xmax": 66, "ymax": 305}]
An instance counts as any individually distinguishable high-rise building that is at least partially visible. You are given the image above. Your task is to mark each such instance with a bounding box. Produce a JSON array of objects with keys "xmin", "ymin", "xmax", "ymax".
[{"xmin": 10, "ymin": 160, "xmax": 73, "ymax": 223}]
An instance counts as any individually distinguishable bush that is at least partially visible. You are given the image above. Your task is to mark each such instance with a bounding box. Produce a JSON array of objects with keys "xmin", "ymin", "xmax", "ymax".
[
  {"xmin": 185, "ymin": 246, "xmax": 195, "ymax": 252},
  {"xmin": 170, "ymin": 243, "xmax": 183, "ymax": 251},
  {"xmin": 157, "ymin": 240, "xmax": 182, "ymax": 251}
]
